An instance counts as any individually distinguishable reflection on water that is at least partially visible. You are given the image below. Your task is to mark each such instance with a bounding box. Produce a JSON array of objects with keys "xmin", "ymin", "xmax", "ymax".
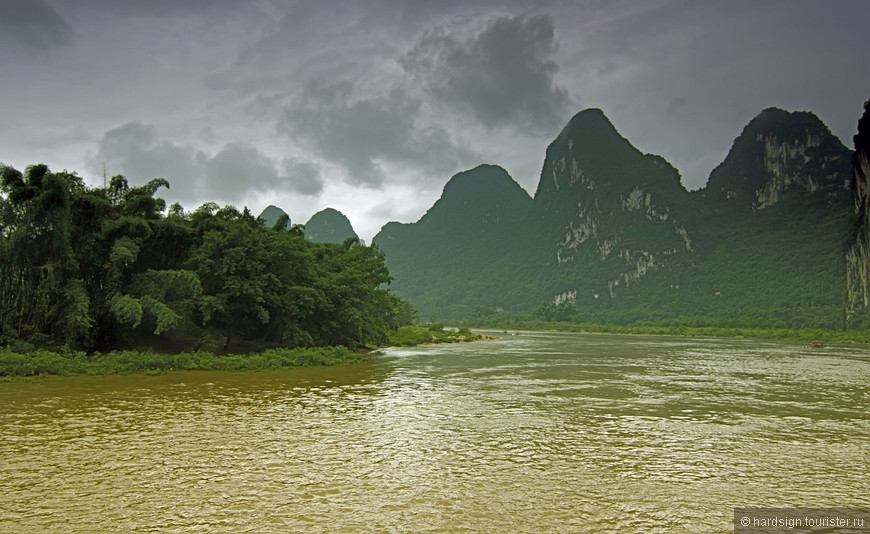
[{"xmin": 1, "ymin": 333, "xmax": 868, "ymax": 533}]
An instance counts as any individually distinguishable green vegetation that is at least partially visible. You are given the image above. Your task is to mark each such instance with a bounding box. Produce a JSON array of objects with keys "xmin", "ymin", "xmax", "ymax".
[
  {"xmin": 387, "ymin": 324, "xmax": 484, "ymax": 346},
  {"xmin": 304, "ymin": 207, "xmax": 359, "ymax": 244},
  {"xmin": 0, "ymin": 163, "xmax": 407, "ymax": 355},
  {"xmin": 463, "ymin": 315, "xmax": 870, "ymax": 344},
  {"xmin": 373, "ymin": 108, "xmax": 867, "ymax": 336},
  {"xmin": 0, "ymin": 346, "xmax": 364, "ymax": 378}
]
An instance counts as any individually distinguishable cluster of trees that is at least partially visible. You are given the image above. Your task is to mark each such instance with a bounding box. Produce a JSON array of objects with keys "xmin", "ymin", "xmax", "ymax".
[{"xmin": 0, "ymin": 164, "xmax": 406, "ymax": 353}]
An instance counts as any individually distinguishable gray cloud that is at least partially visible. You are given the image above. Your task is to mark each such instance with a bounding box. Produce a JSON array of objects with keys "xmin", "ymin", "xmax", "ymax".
[
  {"xmin": 279, "ymin": 81, "xmax": 477, "ymax": 188},
  {"xmin": 4, "ymin": 0, "xmax": 869, "ymax": 241},
  {"xmin": 666, "ymin": 97, "xmax": 687, "ymax": 115},
  {"xmin": 402, "ymin": 13, "xmax": 573, "ymax": 135},
  {"xmin": 205, "ymin": 143, "xmax": 283, "ymax": 198},
  {"xmin": 0, "ymin": 0, "xmax": 73, "ymax": 55},
  {"xmin": 282, "ymin": 158, "xmax": 324, "ymax": 196},
  {"xmin": 90, "ymin": 122, "xmax": 321, "ymax": 209},
  {"xmin": 90, "ymin": 122, "xmax": 206, "ymax": 204},
  {"xmin": 51, "ymin": 0, "xmax": 240, "ymax": 17}
]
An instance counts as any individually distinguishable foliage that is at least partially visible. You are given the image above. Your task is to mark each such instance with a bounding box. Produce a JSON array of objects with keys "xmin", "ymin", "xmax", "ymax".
[
  {"xmin": 387, "ymin": 325, "xmax": 483, "ymax": 346},
  {"xmin": 372, "ymin": 111, "xmax": 863, "ymax": 333},
  {"xmin": 0, "ymin": 346, "xmax": 364, "ymax": 377},
  {"xmin": 0, "ymin": 163, "xmax": 407, "ymax": 354}
]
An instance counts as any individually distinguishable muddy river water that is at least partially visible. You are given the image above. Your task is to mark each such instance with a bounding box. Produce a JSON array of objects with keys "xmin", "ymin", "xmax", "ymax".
[{"xmin": 1, "ymin": 332, "xmax": 868, "ymax": 532}]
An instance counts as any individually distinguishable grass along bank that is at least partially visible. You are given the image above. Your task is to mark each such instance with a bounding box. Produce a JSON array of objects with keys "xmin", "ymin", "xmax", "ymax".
[
  {"xmin": 464, "ymin": 319, "xmax": 870, "ymax": 344},
  {"xmin": 386, "ymin": 324, "xmax": 485, "ymax": 347},
  {"xmin": 0, "ymin": 346, "xmax": 365, "ymax": 378},
  {"xmin": 1, "ymin": 325, "xmax": 487, "ymax": 378}
]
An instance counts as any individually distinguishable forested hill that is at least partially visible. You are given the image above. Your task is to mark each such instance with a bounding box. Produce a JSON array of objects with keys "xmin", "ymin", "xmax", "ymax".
[
  {"xmin": 303, "ymin": 208, "xmax": 360, "ymax": 244},
  {"xmin": 374, "ymin": 106, "xmax": 859, "ymax": 329},
  {"xmin": 0, "ymin": 167, "xmax": 402, "ymax": 353}
]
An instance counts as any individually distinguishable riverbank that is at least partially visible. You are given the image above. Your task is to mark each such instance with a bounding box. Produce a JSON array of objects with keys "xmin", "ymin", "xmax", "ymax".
[
  {"xmin": 467, "ymin": 320, "xmax": 870, "ymax": 344},
  {"xmin": 386, "ymin": 324, "xmax": 485, "ymax": 346},
  {"xmin": 0, "ymin": 325, "xmax": 488, "ymax": 378},
  {"xmin": 0, "ymin": 346, "xmax": 366, "ymax": 379}
]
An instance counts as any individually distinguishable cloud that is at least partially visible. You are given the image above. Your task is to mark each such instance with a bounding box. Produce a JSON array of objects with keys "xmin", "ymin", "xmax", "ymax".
[
  {"xmin": 282, "ymin": 158, "xmax": 324, "ymax": 196},
  {"xmin": 205, "ymin": 143, "xmax": 282, "ymax": 197},
  {"xmin": 402, "ymin": 13, "xmax": 573, "ymax": 135},
  {"xmin": 666, "ymin": 97, "xmax": 688, "ymax": 115},
  {"xmin": 55, "ymin": 0, "xmax": 240, "ymax": 18},
  {"xmin": 279, "ymin": 81, "xmax": 477, "ymax": 188},
  {"xmin": 0, "ymin": 0, "xmax": 74, "ymax": 55},
  {"xmin": 90, "ymin": 122, "xmax": 206, "ymax": 203},
  {"xmin": 90, "ymin": 122, "xmax": 321, "ymax": 209}
]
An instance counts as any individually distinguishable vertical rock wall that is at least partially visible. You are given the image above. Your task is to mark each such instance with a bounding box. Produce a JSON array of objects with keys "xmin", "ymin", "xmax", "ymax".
[{"xmin": 846, "ymin": 100, "xmax": 870, "ymax": 320}]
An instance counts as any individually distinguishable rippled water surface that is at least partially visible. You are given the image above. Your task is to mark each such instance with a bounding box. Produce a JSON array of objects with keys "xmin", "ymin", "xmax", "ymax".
[{"xmin": 1, "ymin": 332, "xmax": 869, "ymax": 533}]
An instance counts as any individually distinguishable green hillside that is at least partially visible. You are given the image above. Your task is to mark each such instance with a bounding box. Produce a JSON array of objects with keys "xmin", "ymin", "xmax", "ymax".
[{"xmin": 374, "ymin": 107, "xmax": 858, "ymax": 329}]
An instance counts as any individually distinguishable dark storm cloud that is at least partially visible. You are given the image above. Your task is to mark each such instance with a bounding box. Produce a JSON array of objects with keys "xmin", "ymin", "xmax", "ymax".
[
  {"xmin": 205, "ymin": 143, "xmax": 283, "ymax": 196},
  {"xmin": 279, "ymin": 81, "xmax": 477, "ymax": 188},
  {"xmin": 402, "ymin": 13, "xmax": 573, "ymax": 134},
  {"xmin": 90, "ymin": 123, "xmax": 206, "ymax": 203},
  {"xmin": 51, "ymin": 0, "xmax": 239, "ymax": 17},
  {"xmin": 0, "ymin": 0, "xmax": 74, "ymax": 54},
  {"xmin": 90, "ymin": 122, "xmax": 321, "ymax": 208},
  {"xmin": 4, "ymin": 0, "xmax": 869, "ymax": 240},
  {"xmin": 282, "ymin": 158, "xmax": 324, "ymax": 196}
]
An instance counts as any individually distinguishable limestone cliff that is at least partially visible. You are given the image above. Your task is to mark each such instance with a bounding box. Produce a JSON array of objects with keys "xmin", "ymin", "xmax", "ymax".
[
  {"xmin": 372, "ymin": 106, "xmax": 854, "ymax": 326},
  {"xmin": 846, "ymin": 100, "xmax": 870, "ymax": 321},
  {"xmin": 703, "ymin": 108, "xmax": 851, "ymax": 209},
  {"xmin": 533, "ymin": 108, "xmax": 695, "ymax": 302}
]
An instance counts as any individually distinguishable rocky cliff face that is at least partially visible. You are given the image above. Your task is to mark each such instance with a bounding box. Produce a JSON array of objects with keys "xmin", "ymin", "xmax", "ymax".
[
  {"xmin": 373, "ymin": 106, "xmax": 856, "ymax": 326},
  {"xmin": 703, "ymin": 108, "xmax": 851, "ymax": 209},
  {"xmin": 533, "ymin": 109, "xmax": 695, "ymax": 303},
  {"xmin": 846, "ymin": 100, "xmax": 870, "ymax": 321}
]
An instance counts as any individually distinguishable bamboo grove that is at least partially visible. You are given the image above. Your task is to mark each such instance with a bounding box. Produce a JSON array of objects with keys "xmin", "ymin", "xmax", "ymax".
[{"xmin": 0, "ymin": 163, "xmax": 407, "ymax": 353}]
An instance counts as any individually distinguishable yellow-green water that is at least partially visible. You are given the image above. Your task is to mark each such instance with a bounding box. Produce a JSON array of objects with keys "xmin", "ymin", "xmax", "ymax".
[{"xmin": 1, "ymin": 332, "xmax": 868, "ymax": 533}]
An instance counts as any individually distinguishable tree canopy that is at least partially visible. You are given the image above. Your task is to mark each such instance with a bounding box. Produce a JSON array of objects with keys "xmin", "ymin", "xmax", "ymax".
[{"xmin": 0, "ymin": 163, "xmax": 404, "ymax": 353}]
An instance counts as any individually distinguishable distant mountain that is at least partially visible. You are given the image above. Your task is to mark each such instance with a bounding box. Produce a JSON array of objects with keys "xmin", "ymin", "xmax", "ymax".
[
  {"xmin": 374, "ymin": 106, "xmax": 858, "ymax": 329},
  {"xmin": 304, "ymin": 208, "xmax": 359, "ymax": 244},
  {"xmin": 374, "ymin": 164, "xmax": 535, "ymax": 317},
  {"xmin": 684, "ymin": 108, "xmax": 853, "ymax": 328},
  {"xmin": 258, "ymin": 205, "xmax": 291, "ymax": 230}
]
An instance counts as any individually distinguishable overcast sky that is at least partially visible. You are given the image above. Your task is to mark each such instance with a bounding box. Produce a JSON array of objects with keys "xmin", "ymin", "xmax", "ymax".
[{"xmin": 2, "ymin": 0, "xmax": 869, "ymax": 241}]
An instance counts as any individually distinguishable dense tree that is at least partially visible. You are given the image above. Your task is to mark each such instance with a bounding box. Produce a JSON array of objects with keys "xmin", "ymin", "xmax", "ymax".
[{"xmin": 0, "ymin": 163, "xmax": 403, "ymax": 353}]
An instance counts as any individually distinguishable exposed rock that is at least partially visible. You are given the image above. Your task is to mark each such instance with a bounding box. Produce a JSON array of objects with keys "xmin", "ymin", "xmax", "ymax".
[
  {"xmin": 846, "ymin": 100, "xmax": 870, "ymax": 319},
  {"xmin": 703, "ymin": 108, "xmax": 851, "ymax": 209},
  {"xmin": 535, "ymin": 108, "xmax": 695, "ymax": 295},
  {"xmin": 372, "ymin": 106, "xmax": 855, "ymax": 326}
]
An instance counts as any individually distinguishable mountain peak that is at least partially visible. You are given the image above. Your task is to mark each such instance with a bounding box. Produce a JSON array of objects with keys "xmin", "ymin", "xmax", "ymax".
[
  {"xmin": 258, "ymin": 205, "xmax": 291, "ymax": 229},
  {"xmin": 304, "ymin": 208, "xmax": 359, "ymax": 244},
  {"xmin": 553, "ymin": 108, "xmax": 636, "ymax": 155},
  {"xmin": 441, "ymin": 164, "xmax": 516, "ymax": 195},
  {"xmin": 419, "ymin": 164, "xmax": 532, "ymax": 227},
  {"xmin": 534, "ymin": 108, "xmax": 666, "ymax": 209},
  {"xmin": 703, "ymin": 108, "xmax": 851, "ymax": 209}
]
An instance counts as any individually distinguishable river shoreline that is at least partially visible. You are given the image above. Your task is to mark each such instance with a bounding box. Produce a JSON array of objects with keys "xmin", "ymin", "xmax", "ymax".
[
  {"xmin": 5, "ymin": 322, "xmax": 867, "ymax": 380},
  {"xmin": 0, "ymin": 325, "xmax": 488, "ymax": 379},
  {"xmin": 466, "ymin": 321, "xmax": 870, "ymax": 345}
]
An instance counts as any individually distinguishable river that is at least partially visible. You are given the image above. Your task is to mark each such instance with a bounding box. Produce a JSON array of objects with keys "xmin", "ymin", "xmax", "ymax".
[{"xmin": 1, "ymin": 332, "xmax": 868, "ymax": 533}]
